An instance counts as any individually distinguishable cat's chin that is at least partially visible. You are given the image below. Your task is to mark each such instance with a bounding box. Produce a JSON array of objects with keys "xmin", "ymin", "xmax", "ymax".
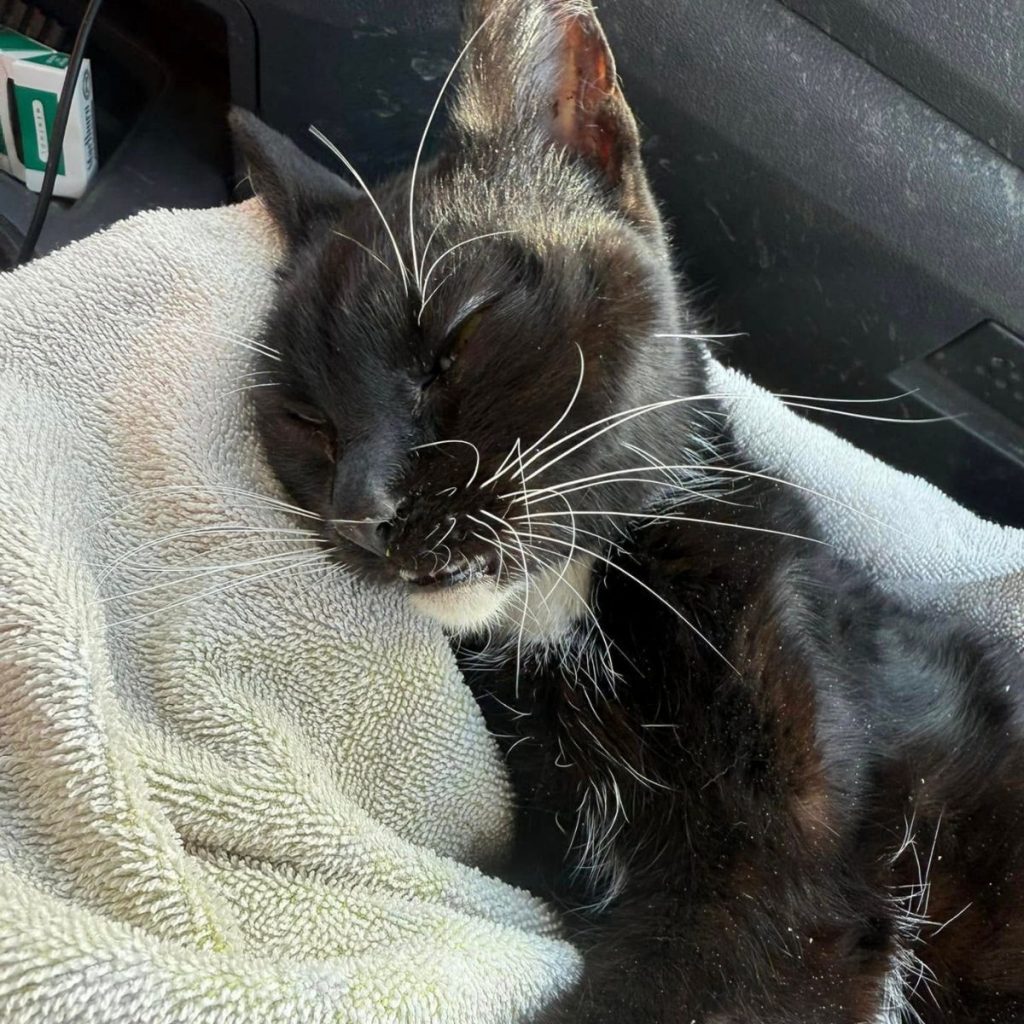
[
  {"xmin": 407, "ymin": 555, "xmax": 596, "ymax": 643},
  {"xmin": 407, "ymin": 577, "xmax": 510, "ymax": 634}
]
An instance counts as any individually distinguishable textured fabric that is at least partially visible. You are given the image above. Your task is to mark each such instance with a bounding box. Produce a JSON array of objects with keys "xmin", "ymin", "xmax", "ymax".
[
  {"xmin": 0, "ymin": 200, "xmax": 579, "ymax": 1024},
  {"xmin": 710, "ymin": 363, "xmax": 1024, "ymax": 650},
  {"xmin": 0, "ymin": 198, "xmax": 1020, "ymax": 1024}
]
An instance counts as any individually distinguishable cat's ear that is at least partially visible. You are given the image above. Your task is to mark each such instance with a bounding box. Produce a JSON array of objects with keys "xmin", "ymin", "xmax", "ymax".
[
  {"xmin": 454, "ymin": 0, "xmax": 649, "ymax": 215},
  {"xmin": 229, "ymin": 108, "xmax": 357, "ymax": 246}
]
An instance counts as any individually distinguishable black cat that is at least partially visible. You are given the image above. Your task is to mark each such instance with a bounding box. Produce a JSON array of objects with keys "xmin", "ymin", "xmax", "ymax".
[{"xmin": 231, "ymin": 0, "xmax": 1024, "ymax": 1019}]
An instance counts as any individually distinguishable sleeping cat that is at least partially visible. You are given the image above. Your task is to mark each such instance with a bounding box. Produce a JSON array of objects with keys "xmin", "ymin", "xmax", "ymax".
[{"xmin": 230, "ymin": 0, "xmax": 1024, "ymax": 1019}]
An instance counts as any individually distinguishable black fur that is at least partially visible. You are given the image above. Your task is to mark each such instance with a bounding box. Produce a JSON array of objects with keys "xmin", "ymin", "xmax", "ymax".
[
  {"xmin": 478, "ymin": 482, "xmax": 1024, "ymax": 1022},
  {"xmin": 233, "ymin": 1, "xmax": 1024, "ymax": 1019}
]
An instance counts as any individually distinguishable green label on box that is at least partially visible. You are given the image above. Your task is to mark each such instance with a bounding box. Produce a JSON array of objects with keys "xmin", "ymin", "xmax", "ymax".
[
  {"xmin": 25, "ymin": 52, "xmax": 69, "ymax": 69},
  {"xmin": 24, "ymin": 52, "xmax": 69, "ymax": 69},
  {"xmin": 0, "ymin": 28, "xmax": 50, "ymax": 56},
  {"xmin": 13, "ymin": 85, "xmax": 65, "ymax": 174}
]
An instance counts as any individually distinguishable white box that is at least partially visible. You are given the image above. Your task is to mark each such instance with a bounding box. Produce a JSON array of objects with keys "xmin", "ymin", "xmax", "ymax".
[
  {"xmin": 9, "ymin": 49, "xmax": 98, "ymax": 199},
  {"xmin": 0, "ymin": 26, "xmax": 52, "ymax": 180}
]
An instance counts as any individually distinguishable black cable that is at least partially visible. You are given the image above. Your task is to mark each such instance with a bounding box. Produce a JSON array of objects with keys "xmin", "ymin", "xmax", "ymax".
[{"xmin": 15, "ymin": 0, "xmax": 104, "ymax": 266}]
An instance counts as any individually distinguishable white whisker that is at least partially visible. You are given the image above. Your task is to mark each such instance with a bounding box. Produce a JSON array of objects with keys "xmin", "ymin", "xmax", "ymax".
[
  {"xmin": 478, "ymin": 344, "xmax": 586, "ymax": 489},
  {"xmin": 416, "ymin": 271, "xmax": 454, "ymax": 323},
  {"xmin": 102, "ymin": 536, "xmax": 320, "ymax": 574},
  {"xmin": 517, "ymin": 395, "xmax": 717, "ymax": 485},
  {"xmin": 652, "ymin": 459, "xmax": 908, "ymax": 538},
  {"xmin": 104, "ymin": 550, "xmax": 330, "ymax": 630},
  {"xmin": 107, "ymin": 311, "xmax": 280, "ymax": 357},
  {"xmin": 309, "ymin": 124, "xmax": 411, "ymax": 294},
  {"xmin": 773, "ymin": 389, "xmax": 920, "ymax": 405},
  {"xmin": 542, "ymin": 494, "xmax": 578, "ymax": 603},
  {"xmin": 484, "ymin": 437, "xmax": 526, "ymax": 495},
  {"xmin": 98, "ymin": 525, "xmax": 322, "ymax": 584},
  {"xmin": 539, "ymin": 521, "xmax": 631, "ymax": 562},
  {"xmin": 468, "ymin": 514, "xmax": 519, "ymax": 582},
  {"xmin": 85, "ymin": 484, "xmax": 324, "ymax": 527},
  {"xmin": 470, "ymin": 528, "xmax": 508, "ymax": 583},
  {"xmin": 331, "ymin": 230, "xmax": 393, "ymax": 274},
  {"xmin": 218, "ymin": 381, "xmax": 282, "ymax": 399},
  {"xmin": 782, "ymin": 400, "xmax": 955, "ymax": 425},
  {"xmin": 417, "ymin": 220, "xmax": 445, "ymax": 287},
  {"xmin": 653, "ymin": 331, "xmax": 745, "ymax": 341},
  {"xmin": 930, "ymin": 901, "xmax": 972, "ymax": 937},
  {"xmin": 218, "ymin": 337, "xmax": 281, "ymax": 363},
  {"xmin": 504, "ymin": 474, "xmax": 691, "ymax": 505},
  {"xmin": 419, "ymin": 230, "xmax": 514, "ymax": 304},
  {"xmin": 430, "ymin": 516, "xmax": 458, "ymax": 554},
  {"xmin": 413, "ymin": 437, "xmax": 481, "ymax": 488},
  {"xmin": 479, "ymin": 509, "xmax": 535, "ymax": 695},
  {"xmin": 408, "ymin": 12, "xmax": 494, "ymax": 290},
  {"xmin": 509, "ymin": 509, "xmax": 826, "ymax": 547},
  {"xmin": 101, "ymin": 547, "xmax": 324, "ymax": 604}
]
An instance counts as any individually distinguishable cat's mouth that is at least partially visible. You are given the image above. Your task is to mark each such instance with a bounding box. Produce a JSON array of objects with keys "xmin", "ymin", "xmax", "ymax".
[
  {"xmin": 399, "ymin": 552, "xmax": 500, "ymax": 591},
  {"xmin": 401, "ymin": 552, "xmax": 507, "ymax": 633}
]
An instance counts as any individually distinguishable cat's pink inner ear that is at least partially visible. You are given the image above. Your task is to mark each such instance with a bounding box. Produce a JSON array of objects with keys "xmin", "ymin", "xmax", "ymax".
[{"xmin": 551, "ymin": 14, "xmax": 624, "ymax": 184}]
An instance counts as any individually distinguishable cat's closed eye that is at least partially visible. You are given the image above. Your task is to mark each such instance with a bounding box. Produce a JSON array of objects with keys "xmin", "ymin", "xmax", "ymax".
[
  {"xmin": 278, "ymin": 398, "xmax": 336, "ymax": 459},
  {"xmin": 281, "ymin": 398, "xmax": 328, "ymax": 428},
  {"xmin": 423, "ymin": 308, "xmax": 487, "ymax": 389}
]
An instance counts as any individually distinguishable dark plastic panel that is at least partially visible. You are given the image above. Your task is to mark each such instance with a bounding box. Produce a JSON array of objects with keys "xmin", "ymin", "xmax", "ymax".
[
  {"xmin": 239, "ymin": 0, "xmax": 460, "ymax": 176},
  {"xmin": 780, "ymin": 0, "xmax": 1024, "ymax": 169},
  {"xmin": 594, "ymin": 0, "xmax": 1024, "ymax": 525},
  {"xmin": 926, "ymin": 322, "xmax": 1024, "ymax": 433},
  {"xmin": 895, "ymin": 321, "xmax": 1024, "ymax": 469},
  {"xmin": 198, "ymin": 0, "xmax": 257, "ymax": 110}
]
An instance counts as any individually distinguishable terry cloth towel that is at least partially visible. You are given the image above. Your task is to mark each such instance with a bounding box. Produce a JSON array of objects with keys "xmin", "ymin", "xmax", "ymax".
[
  {"xmin": 0, "ymin": 200, "xmax": 579, "ymax": 1024},
  {"xmin": 0, "ymin": 198, "xmax": 1021, "ymax": 1024},
  {"xmin": 707, "ymin": 363, "xmax": 1024, "ymax": 651}
]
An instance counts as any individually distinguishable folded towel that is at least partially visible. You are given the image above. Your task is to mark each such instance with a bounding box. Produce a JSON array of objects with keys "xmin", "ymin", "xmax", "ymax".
[
  {"xmin": 710, "ymin": 363, "xmax": 1024, "ymax": 649},
  {"xmin": 0, "ymin": 200, "xmax": 580, "ymax": 1024},
  {"xmin": 0, "ymin": 198, "xmax": 1020, "ymax": 1024}
]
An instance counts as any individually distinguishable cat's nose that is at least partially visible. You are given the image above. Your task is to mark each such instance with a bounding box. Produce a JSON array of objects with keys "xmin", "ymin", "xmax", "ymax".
[
  {"xmin": 334, "ymin": 515, "xmax": 394, "ymax": 557},
  {"xmin": 332, "ymin": 483, "xmax": 408, "ymax": 556},
  {"xmin": 332, "ymin": 445, "xmax": 407, "ymax": 556}
]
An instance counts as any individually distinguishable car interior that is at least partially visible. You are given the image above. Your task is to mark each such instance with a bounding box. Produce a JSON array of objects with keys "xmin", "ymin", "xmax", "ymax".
[{"xmin": 5, "ymin": 0, "xmax": 1022, "ymax": 525}]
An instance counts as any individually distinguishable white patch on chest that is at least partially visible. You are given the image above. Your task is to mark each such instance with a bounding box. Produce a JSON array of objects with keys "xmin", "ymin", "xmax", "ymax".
[
  {"xmin": 502, "ymin": 554, "xmax": 597, "ymax": 645},
  {"xmin": 408, "ymin": 575, "xmax": 508, "ymax": 632},
  {"xmin": 408, "ymin": 553, "xmax": 596, "ymax": 643}
]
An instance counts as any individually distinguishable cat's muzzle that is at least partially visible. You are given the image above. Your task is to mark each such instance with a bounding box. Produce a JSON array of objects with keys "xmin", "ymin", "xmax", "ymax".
[{"xmin": 399, "ymin": 552, "xmax": 499, "ymax": 591}]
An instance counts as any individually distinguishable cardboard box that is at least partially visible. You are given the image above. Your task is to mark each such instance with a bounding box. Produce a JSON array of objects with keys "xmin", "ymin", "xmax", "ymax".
[
  {"xmin": 10, "ymin": 50, "xmax": 98, "ymax": 198},
  {"xmin": 0, "ymin": 26, "xmax": 51, "ymax": 180},
  {"xmin": 0, "ymin": 26, "xmax": 98, "ymax": 199}
]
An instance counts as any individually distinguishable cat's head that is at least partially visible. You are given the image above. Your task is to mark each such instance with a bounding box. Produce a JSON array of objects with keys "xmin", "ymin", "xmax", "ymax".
[{"xmin": 232, "ymin": 0, "xmax": 711, "ymax": 637}]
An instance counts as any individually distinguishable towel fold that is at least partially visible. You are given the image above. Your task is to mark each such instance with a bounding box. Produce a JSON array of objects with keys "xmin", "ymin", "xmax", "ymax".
[
  {"xmin": 710, "ymin": 362, "xmax": 1024, "ymax": 648},
  {"xmin": 0, "ymin": 200, "xmax": 580, "ymax": 1024}
]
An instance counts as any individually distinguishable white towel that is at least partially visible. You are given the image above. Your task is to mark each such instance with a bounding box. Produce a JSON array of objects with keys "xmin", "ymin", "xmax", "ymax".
[
  {"xmin": 710, "ymin": 363, "xmax": 1024, "ymax": 649},
  {"xmin": 0, "ymin": 198, "xmax": 1020, "ymax": 1024},
  {"xmin": 0, "ymin": 200, "xmax": 580, "ymax": 1024}
]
